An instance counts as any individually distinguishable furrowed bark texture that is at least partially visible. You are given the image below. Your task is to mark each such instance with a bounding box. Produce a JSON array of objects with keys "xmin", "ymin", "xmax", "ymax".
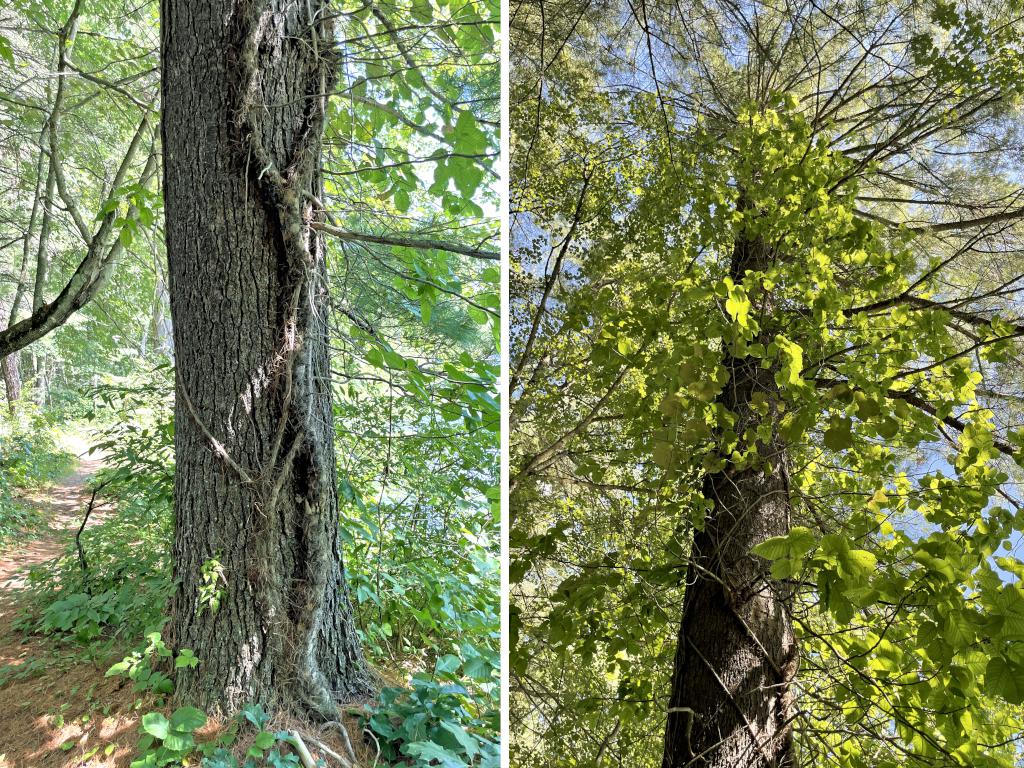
[
  {"xmin": 663, "ymin": 237, "xmax": 798, "ymax": 768},
  {"xmin": 162, "ymin": 0, "xmax": 372, "ymax": 716}
]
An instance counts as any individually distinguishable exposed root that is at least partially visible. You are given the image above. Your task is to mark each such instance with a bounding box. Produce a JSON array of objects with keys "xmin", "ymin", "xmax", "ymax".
[
  {"xmin": 299, "ymin": 732, "xmax": 355, "ymax": 768},
  {"xmin": 325, "ymin": 719, "xmax": 359, "ymax": 764},
  {"xmin": 287, "ymin": 730, "xmax": 320, "ymax": 768},
  {"xmin": 363, "ymin": 727, "xmax": 382, "ymax": 768},
  {"xmin": 249, "ymin": 706, "xmax": 376, "ymax": 768}
]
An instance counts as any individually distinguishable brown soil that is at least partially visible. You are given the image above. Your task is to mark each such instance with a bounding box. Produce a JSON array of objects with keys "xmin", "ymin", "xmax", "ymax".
[
  {"xmin": 0, "ymin": 436, "xmax": 375, "ymax": 768},
  {"xmin": 0, "ymin": 440, "xmax": 144, "ymax": 768}
]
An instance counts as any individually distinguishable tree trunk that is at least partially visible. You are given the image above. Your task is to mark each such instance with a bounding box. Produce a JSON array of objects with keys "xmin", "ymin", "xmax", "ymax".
[
  {"xmin": 151, "ymin": 258, "xmax": 173, "ymax": 358},
  {"xmin": 663, "ymin": 237, "xmax": 798, "ymax": 768},
  {"xmin": 161, "ymin": 0, "xmax": 372, "ymax": 717},
  {"xmin": 34, "ymin": 127, "xmax": 56, "ymax": 315},
  {"xmin": 0, "ymin": 302, "xmax": 22, "ymax": 413},
  {"xmin": 1, "ymin": 134, "xmax": 42, "ymax": 415},
  {"xmin": 1, "ymin": 355, "xmax": 21, "ymax": 414}
]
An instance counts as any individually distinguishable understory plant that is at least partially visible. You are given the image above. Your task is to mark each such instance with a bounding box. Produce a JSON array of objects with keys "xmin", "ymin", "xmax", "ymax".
[
  {"xmin": 10, "ymin": 367, "xmax": 500, "ymax": 763},
  {"xmin": 363, "ymin": 653, "xmax": 500, "ymax": 768},
  {"xmin": 23, "ymin": 372, "xmax": 175, "ymax": 645},
  {"xmin": 0, "ymin": 403, "xmax": 73, "ymax": 539}
]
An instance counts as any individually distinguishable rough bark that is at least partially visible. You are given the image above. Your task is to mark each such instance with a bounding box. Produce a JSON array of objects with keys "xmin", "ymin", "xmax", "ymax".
[
  {"xmin": 663, "ymin": 237, "xmax": 798, "ymax": 768},
  {"xmin": 2, "ymin": 307, "xmax": 24, "ymax": 414},
  {"xmin": 161, "ymin": 0, "xmax": 372, "ymax": 717}
]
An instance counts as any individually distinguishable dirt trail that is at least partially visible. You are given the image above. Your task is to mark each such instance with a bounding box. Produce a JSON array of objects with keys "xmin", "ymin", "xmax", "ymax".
[
  {"xmin": 0, "ymin": 436, "xmax": 140, "ymax": 768},
  {"xmin": 0, "ymin": 438, "xmax": 105, "ymax": 596},
  {"xmin": 0, "ymin": 436, "xmax": 366, "ymax": 768}
]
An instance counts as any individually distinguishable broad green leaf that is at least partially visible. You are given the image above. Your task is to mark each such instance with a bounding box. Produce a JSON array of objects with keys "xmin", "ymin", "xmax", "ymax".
[
  {"xmin": 141, "ymin": 712, "xmax": 170, "ymax": 740},
  {"xmin": 169, "ymin": 706, "xmax": 206, "ymax": 731},
  {"xmin": 986, "ymin": 657, "xmax": 1024, "ymax": 704},
  {"xmin": 405, "ymin": 741, "xmax": 469, "ymax": 768}
]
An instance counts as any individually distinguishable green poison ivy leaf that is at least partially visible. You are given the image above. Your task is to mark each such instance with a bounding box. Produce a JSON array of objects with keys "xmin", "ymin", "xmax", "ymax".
[
  {"xmin": 439, "ymin": 720, "xmax": 481, "ymax": 758},
  {"xmin": 434, "ymin": 654, "xmax": 461, "ymax": 675},
  {"xmin": 752, "ymin": 536, "xmax": 791, "ymax": 560},
  {"xmin": 253, "ymin": 731, "xmax": 276, "ymax": 749},
  {"xmin": 452, "ymin": 110, "xmax": 488, "ymax": 156},
  {"xmin": 752, "ymin": 528, "xmax": 815, "ymax": 562},
  {"xmin": 0, "ymin": 35, "xmax": 14, "ymax": 67},
  {"xmin": 405, "ymin": 740, "xmax": 470, "ymax": 768},
  {"xmin": 839, "ymin": 549, "xmax": 877, "ymax": 578},
  {"xmin": 174, "ymin": 649, "xmax": 199, "ymax": 669},
  {"xmin": 824, "ymin": 417, "xmax": 853, "ymax": 452}
]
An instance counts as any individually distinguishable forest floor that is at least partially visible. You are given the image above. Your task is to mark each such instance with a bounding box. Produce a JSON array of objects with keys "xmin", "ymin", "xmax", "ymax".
[
  {"xmin": 0, "ymin": 435, "xmax": 144, "ymax": 768},
  {"xmin": 0, "ymin": 435, "xmax": 372, "ymax": 768}
]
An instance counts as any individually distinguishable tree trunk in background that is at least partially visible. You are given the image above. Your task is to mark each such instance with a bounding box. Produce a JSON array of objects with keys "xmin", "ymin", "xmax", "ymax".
[
  {"xmin": 161, "ymin": 0, "xmax": 372, "ymax": 717},
  {"xmin": 31, "ymin": 351, "xmax": 44, "ymax": 406},
  {"xmin": 33, "ymin": 140, "xmax": 55, "ymax": 315},
  {"xmin": 1, "ymin": 356, "xmax": 21, "ymax": 413},
  {"xmin": 1, "ymin": 135, "xmax": 43, "ymax": 415},
  {"xmin": 663, "ymin": 237, "xmax": 798, "ymax": 768},
  {"xmin": 151, "ymin": 260, "xmax": 173, "ymax": 358},
  {"xmin": 26, "ymin": 141, "xmax": 53, "ymax": 410},
  {"xmin": 0, "ymin": 303, "xmax": 22, "ymax": 413}
]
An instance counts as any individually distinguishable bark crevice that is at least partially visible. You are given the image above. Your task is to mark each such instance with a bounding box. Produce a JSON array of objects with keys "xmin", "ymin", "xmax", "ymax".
[
  {"xmin": 163, "ymin": 0, "xmax": 373, "ymax": 719},
  {"xmin": 663, "ymin": 234, "xmax": 799, "ymax": 768}
]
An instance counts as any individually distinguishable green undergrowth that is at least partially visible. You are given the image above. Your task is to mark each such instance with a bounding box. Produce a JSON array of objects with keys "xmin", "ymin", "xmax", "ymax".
[
  {"xmin": 11, "ymin": 371, "xmax": 499, "ymax": 767},
  {"xmin": 343, "ymin": 488, "xmax": 500, "ymax": 767},
  {"xmin": 0, "ymin": 402, "xmax": 75, "ymax": 542},
  {"xmin": 18, "ymin": 376, "xmax": 175, "ymax": 649}
]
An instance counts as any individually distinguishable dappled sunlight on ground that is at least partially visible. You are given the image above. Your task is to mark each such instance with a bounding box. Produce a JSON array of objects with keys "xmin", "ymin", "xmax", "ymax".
[
  {"xmin": 0, "ymin": 448, "xmax": 139, "ymax": 767},
  {"xmin": 0, "ymin": 443, "xmax": 378, "ymax": 768},
  {"xmin": 0, "ymin": 666, "xmax": 142, "ymax": 768}
]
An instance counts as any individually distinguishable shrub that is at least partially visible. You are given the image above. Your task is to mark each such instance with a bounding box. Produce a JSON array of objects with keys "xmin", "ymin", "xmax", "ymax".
[{"xmin": 0, "ymin": 403, "xmax": 74, "ymax": 540}]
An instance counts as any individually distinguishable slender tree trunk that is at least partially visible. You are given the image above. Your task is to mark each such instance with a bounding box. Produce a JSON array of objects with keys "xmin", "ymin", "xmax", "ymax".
[
  {"xmin": 0, "ymin": 354, "xmax": 21, "ymax": 414},
  {"xmin": 161, "ymin": 0, "xmax": 372, "ymax": 717},
  {"xmin": 0, "ymin": 123, "xmax": 48, "ymax": 415},
  {"xmin": 34, "ymin": 122, "xmax": 56, "ymax": 315},
  {"xmin": 663, "ymin": 237, "xmax": 798, "ymax": 768},
  {"xmin": 34, "ymin": 352, "xmax": 50, "ymax": 406},
  {"xmin": 0, "ymin": 301, "xmax": 22, "ymax": 413},
  {"xmin": 33, "ymin": 160, "xmax": 54, "ymax": 315},
  {"xmin": 151, "ymin": 257, "xmax": 173, "ymax": 357}
]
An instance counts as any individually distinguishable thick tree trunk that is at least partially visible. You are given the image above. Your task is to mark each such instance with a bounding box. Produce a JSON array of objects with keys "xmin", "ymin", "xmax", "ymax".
[
  {"xmin": 161, "ymin": 0, "xmax": 372, "ymax": 717},
  {"xmin": 663, "ymin": 237, "xmax": 798, "ymax": 768}
]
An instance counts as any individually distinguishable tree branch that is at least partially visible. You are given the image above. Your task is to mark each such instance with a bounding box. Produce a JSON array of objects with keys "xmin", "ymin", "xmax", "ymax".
[{"xmin": 311, "ymin": 221, "xmax": 498, "ymax": 260}]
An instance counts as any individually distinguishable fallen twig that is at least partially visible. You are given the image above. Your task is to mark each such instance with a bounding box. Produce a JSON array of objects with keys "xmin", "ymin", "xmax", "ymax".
[
  {"xmin": 287, "ymin": 730, "xmax": 318, "ymax": 768},
  {"xmin": 75, "ymin": 477, "xmax": 113, "ymax": 592}
]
